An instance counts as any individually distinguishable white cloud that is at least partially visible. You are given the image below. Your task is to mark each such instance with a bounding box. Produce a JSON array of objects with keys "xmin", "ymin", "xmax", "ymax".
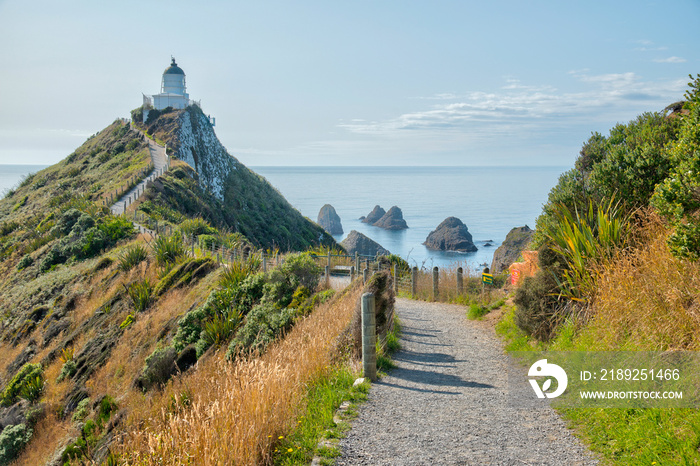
[
  {"xmin": 654, "ymin": 56, "xmax": 687, "ymax": 63},
  {"xmin": 338, "ymin": 73, "xmax": 686, "ymax": 139}
]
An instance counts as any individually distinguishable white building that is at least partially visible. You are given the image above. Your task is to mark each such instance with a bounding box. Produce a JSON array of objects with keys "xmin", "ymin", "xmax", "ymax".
[{"xmin": 142, "ymin": 57, "xmax": 214, "ymax": 125}]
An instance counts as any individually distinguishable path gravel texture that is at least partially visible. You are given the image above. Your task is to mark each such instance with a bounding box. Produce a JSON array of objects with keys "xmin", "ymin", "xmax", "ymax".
[{"xmin": 337, "ymin": 298, "xmax": 598, "ymax": 466}]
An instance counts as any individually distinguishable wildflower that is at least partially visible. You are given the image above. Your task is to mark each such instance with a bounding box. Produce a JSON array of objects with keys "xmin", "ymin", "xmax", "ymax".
[
  {"xmin": 278, "ymin": 436, "xmax": 284, "ymax": 439},
  {"xmin": 287, "ymin": 448, "xmax": 294, "ymax": 453}
]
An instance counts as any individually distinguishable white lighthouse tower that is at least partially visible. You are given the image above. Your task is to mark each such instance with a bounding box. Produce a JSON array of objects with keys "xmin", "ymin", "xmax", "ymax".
[{"xmin": 151, "ymin": 57, "xmax": 190, "ymax": 110}]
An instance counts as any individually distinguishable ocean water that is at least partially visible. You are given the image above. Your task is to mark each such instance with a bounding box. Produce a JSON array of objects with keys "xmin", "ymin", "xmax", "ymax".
[
  {"xmin": 0, "ymin": 164, "xmax": 565, "ymax": 271},
  {"xmin": 254, "ymin": 166, "xmax": 565, "ymax": 271},
  {"xmin": 0, "ymin": 165, "xmax": 48, "ymax": 196}
]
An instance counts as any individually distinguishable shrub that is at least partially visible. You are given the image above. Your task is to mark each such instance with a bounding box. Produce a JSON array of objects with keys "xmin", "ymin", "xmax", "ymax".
[
  {"xmin": 136, "ymin": 346, "xmax": 178, "ymax": 391},
  {"xmin": 71, "ymin": 397, "xmax": 91, "ymax": 422},
  {"xmin": 152, "ymin": 234, "xmax": 186, "ymax": 266},
  {"xmin": 57, "ymin": 359, "xmax": 77, "ymax": 383},
  {"xmin": 0, "ymin": 423, "xmax": 33, "ymax": 465},
  {"xmin": 218, "ymin": 255, "xmax": 260, "ymax": 290},
  {"xmin": 126, "ymin": 279, "xmax": 152, "ymax": 312},
  {"xmin": 1, "ymin": 363, "xmax": 43, "ymax": 406},
  {"xmin": 16, "ymin": 254, "xmax": 33, "ymax": 270},
  {"xmin": 118, "ymin": 244, "xmax": 148, "ymax": 272},
  {"xmin": 178, "ymin": 217, "xmax": 217, "ymax": 238},
  {"xmin": 513, "ymin": 270, "xmax": 565, "ymax": 341},
  {"xmin": 200, "ymin": 311, "xmax": 242, "ymax": 354},
  {"xmin": 227, "ymin": 303, "xmax": 294, "ymax": 358}
]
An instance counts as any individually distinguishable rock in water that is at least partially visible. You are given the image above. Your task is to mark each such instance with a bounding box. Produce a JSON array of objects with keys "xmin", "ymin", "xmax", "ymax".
[
  {"xmin": 423, "ymin": 217, "xmax": 477, "ymax": 252},
  {"xmin": 490, "ymin": 225, "xmax": 534, "ymax": 273},
  {"xmin": 317, "ymin": 204, "xmax": 343, "ymax": 235},
  {"xmin": 373, "ymin": 206, "xmax": 408, "ymax": 230},
  {"xmin": 361, "ymin": 205, "xmax": 386, "ymax": 224},
  {"xmin": 340, "ymin": 230, "xmax": 390, "ymax": 256}
]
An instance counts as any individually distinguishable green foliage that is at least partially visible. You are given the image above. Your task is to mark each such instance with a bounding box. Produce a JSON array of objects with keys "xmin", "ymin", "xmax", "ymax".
[
  {"xmin": 200, "ymin": 311, "xmax": 242, "ymax": 353},
  {"xmin": 19, "ymin": 375, "xmax": 44, "ymax": 402},
  {"xmin": 126, "ymin": 279, "xmax": 152, "ymax": 312},
  {"xmin": 1, "ymin": 363, "xmax": 43, "ymax": 406},
  {"xmin": 218, "ymin": 255, "xmax": 261, "ymax": 289},
  {"xmin": 119, "ymin": 313, "xmax": 135, "ymax": 329},
  {"xmin": 153, "ymin": 257, "xmax": 216, "ymax": 296},
  {"xmin": 542, "ymin": 198, "xmax": 629, "ymax": 301},
  {"xmin": 137, "ymin": 346, "xmax": 178, "ymax": 391},
  {"xmin": 71, "ymin": 397, "xmax": 91, "ymax": 422},
  {"xmin": 40, "ymin": 209, "xmax": 134, "ymax": 272},
  {"xmin": 152, "ymin": 234, "xmax": 186, "ymax": 267},
  {"xmin": 178, "ymin": 217, "xmax": 217, "ymax": 238},
  {"xmin": 117, "ymin": 244, "xmax": 148, "ymax": 272},
  {"xmin": 0, "ymin": 423, "xmax": 33, "ymax": 465},
  {"xmin": 467, "ymin": 303, "xmax": 489, "ymax": 320},
  {"xmin": 16, "ymin": 254, "xmax": 33, "ymax": 270},
  {"xmin": 97, "ymin": 395, "xmax": 117, "ymax": 426},
  {"xmin": 651, "ymin": 74, "xmax": 700, "ymax": 259},
  {"xmin": 227, "ymin": 303, "xmax": 294, "ymax": 357},
  {"xmin": 513, "ymin": 264, "xmax": 564, "ymax": 342},
  {"xmin": 173, "ymin": 306, "xmax": 210, "ymax": 352},
  {"xmin": 57, "ymin": 359, "xmax": 77, "ymax": 383}
]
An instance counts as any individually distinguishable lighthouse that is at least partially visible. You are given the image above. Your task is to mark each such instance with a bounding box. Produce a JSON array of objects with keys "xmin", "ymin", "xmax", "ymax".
[{"xmin": 151, "ymin": 57, "xmax": 190, "ymax": 110}]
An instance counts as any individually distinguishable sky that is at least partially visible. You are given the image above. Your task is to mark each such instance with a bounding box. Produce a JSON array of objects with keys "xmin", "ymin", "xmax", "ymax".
[{"xmin": 0, "ymin": 0, "xmax": 698, "ymax": 167}]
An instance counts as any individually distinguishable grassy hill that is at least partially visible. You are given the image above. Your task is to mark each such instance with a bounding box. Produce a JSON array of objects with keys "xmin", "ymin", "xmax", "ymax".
[{"xmin": 0, "ymin": 108, "xmax": 344, "ymax": 465}]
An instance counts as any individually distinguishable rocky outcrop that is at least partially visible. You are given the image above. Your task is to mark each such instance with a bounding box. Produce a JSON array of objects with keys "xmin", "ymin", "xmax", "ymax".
[
  {"xmin": 373, "ymin": 206, "xmax": 408, "ymax": 230},
  {"xmin": 490, "ymin": 226, "xmax": 534, "ymax": 274},
  {"xmin": 317, "ymin": 204, "xmax": 343, "ymax": 235},
  {"xmin": 340, "ymin": 230, "xmax": 390, "ymax": 256},
  {"xmin": 423, "ymin": 217, "xmax": 477, "ymax": 252},
  {"xmin": 361, "ymin": 205, "xmax": 386, "ymax": 224}
]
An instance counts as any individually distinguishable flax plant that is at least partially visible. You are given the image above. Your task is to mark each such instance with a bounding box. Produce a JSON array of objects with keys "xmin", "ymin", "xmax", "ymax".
[{"xmin": 544, "ymin": 198, "xmax": 629, "ymax": 302}]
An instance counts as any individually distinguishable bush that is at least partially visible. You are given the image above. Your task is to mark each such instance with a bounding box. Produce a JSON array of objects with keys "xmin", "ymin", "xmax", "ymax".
[
  {"xmin": 20, "ymin": 375, "xmax": 44, "ymax": 402},
  {"xmin": 179, "ymin": 217, "xmax": 217, "ymax": 238},
  {"xmin": 57, "ymin": 359, "xmax": 77, "ymax": 383},
  {"xmin": 16, "ymin": 254, "xmax": 33, "ymax": 270},
  {"xmin": 71, "ymin": 397, "xmax": 90, "ymax": 422},
  {"xmin": 1, "ymin": 363, "xmax": 43, "ymax": 406},
  {"xmin": 152, "ymin": 234, "xmax": 186, "ymax": 266},
  {"xmin": 0, "ymin": 423, "xmax": 33, "ymax": 465},
  {"xmin": 136, "ymin": 347, "xmax": 178, "ymax": 391},
  {"xmin": 227, "ymin": 303, "xmax": 294, "ymax": 358},
  {"xmin": 513, "ymin": 270, "xmax": 565, "ymax": 341},
  {"xmin": 118, "ymin": 244, "xmax": 148, "ymax": 272},
  {"xmin": 126, "ymin": 279, "xmax": 152, "ymax": 312},
  {"xmin": 218, "ymin": 255, "xmax": 260, "ymax": 289}
]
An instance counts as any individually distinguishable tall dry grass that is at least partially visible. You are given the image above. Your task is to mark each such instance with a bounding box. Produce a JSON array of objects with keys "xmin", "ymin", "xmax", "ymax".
[
  {"xmin": 586, "ymin": 213, "xmax": 700, "ymax": 350},
  {"xmin": 118, "ymin": 282, "xmax": 363, "ymax": 465}
]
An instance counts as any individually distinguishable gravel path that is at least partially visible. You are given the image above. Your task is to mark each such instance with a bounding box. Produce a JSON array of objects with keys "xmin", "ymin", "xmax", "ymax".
[
  {"xmin": 110, "ymin": 138, "xmax": 168, "ymax": 215},
  {"xmin": 337, "ymin": 298, "xmax": 598, "ymax": 465}
]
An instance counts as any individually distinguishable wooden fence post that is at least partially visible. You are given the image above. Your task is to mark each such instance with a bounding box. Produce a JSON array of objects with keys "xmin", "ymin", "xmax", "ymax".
[
  {"xmin": 355, "ymin": 252, "xmax": 359, "ymax": 274},
  {"xmin": 432, "ymin": 266, "xmax": 439, "ymax": 301},
  {"xmin": 325, "ymin": 265, "xmax": 330, "ymax": 288},
  {"xmin": 327, "ymin": 251, "xmax": 332, "ymax": 270},
  {"xmin": 363, "ymin": 267, "xmax": 368, "ymax": 284},
  {"xmin": 457, "ymin": 267, "xmax": 463, "ymax": 294},
  {"xmin": 262, "ymin": 253, "xmax": 267, "ymax": 272},
  {"xmin": 411, "ymin": 266, "xmax": 417, "ymax": 297},
  {"xmin": 393, "ymin": 264, "xmax": 398, "ymax": 294},
  {"xmin": 350, "ymin": 265, "xmax": 355, "ymax": 282},
  {"xmin": 361, "ymin": 293, "xmax": 377, "ymax": 381}
]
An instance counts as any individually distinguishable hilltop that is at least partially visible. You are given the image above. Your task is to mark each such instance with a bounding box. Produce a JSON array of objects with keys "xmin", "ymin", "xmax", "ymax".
[{"xmin": 0, "ymin": 106, "xmax": 341, "ymax": 465}]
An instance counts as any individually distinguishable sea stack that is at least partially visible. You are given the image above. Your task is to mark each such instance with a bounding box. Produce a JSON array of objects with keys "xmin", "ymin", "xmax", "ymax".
[
  {"xmin": 490, "ymin": 225, "xmax": 534, "ymax": 273},
  {"xmin": 361, "ymin": 205, "xmax": 386, "ymax": 224},
  {"xmin": 317, "ymin": 204, "xmax": 343, "ymax": 235},
  {"xmin": 423, "ymin": 217, "xmax": 477, "ymax": 252},
  {"xmin": 340, "ymin": 230, "xmax": 390, "ymax": 256},
  {"xmin": 373, "ymin": 206, "xmax": 408, "ymax": 230}
]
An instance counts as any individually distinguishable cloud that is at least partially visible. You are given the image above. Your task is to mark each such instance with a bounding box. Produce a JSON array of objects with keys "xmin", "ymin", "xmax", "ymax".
[
  {"xmin": 654, "ymin": 56, "xmax": 687, "ymax": 63},
  {"xmin": 338, "ymin": 73, "xmax": 686, "ymax": 138}
]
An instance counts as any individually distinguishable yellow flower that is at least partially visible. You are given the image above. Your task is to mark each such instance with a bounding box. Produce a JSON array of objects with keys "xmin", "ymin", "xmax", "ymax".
[
  {"xmin": 278, "ymin": 436, "xmax": 284, "ymax": 440},
  {"xmin": 287, "ymin": 448, "xmax": 294, "ymax": 453}
]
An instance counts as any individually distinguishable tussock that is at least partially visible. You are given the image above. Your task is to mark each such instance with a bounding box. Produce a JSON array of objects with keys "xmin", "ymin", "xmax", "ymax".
[
  {"xmin": 118, "ymin": 281, "xmax": 362, "ymax": 465},
  {"xmin": 587, "ymin": 213, "xmax": 700, "ymax": 350}
]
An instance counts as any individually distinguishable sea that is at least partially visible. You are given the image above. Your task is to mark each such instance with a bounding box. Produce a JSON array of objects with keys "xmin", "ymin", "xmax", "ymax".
[{"xmin": 0, "ymin": 164, "xmax": 566, "ymax": 271}]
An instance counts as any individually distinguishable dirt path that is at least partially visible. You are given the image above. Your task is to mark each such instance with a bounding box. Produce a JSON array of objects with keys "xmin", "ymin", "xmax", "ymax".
[{"xmin": 337, "ymin": 298, "xmax": 598, "ymax": 465}]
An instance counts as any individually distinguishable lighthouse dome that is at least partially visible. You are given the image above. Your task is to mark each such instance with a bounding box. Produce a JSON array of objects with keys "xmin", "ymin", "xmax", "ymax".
[{"xmin": 164, "ymin": 58, "xmax": 185, "ymax": 75}]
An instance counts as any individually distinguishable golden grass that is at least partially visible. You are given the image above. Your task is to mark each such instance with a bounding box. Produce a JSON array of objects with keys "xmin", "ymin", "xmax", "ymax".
[
  {"xmin": 13, "ymin": 412, "xmax": 75, "ymax": 466},
  {"xmin": 117, "ymin": 282, "xmax": 362, "ymax": 466},
  {"xmin": 585, "ymin": 214, "xmax": 700, "ymax": 350}
]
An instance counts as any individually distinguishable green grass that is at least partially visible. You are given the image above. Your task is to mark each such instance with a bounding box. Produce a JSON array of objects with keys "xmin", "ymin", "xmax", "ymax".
[
  {"xmin": 272, "ymin": 366, "xmax": 370, "ymax": 466},
  {"xmin": 496, "ymin": 305, "xmax": 700, "ymax": 464}
]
